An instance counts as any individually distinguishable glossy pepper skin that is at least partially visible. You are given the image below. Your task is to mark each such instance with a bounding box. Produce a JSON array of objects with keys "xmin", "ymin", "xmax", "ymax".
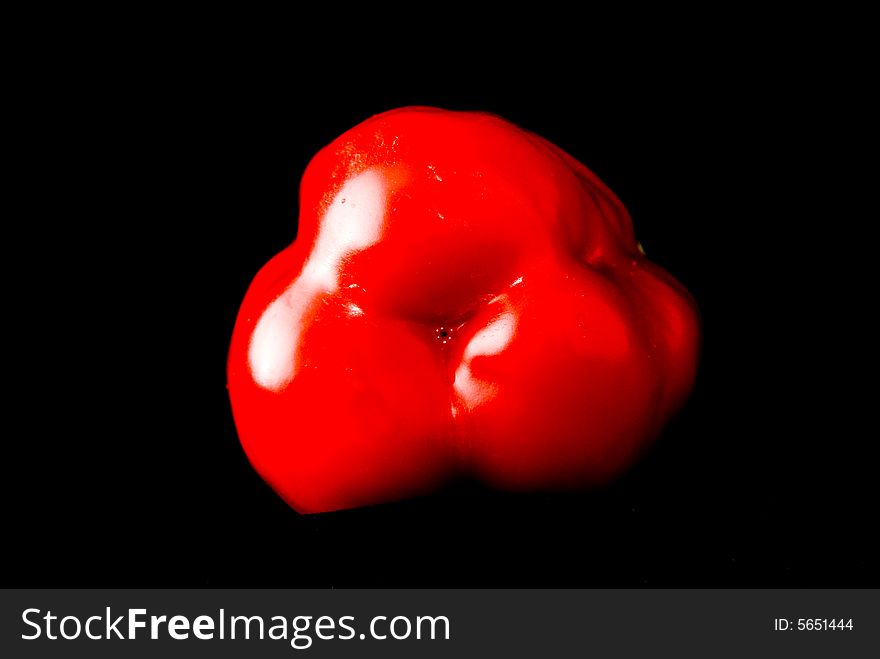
[{"xmin": 228, "ymin": 107, "xmax": 699, "ymax": 514}]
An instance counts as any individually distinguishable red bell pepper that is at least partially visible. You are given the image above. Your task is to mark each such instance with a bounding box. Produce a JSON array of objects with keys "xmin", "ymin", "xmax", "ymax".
[{"xmin": 228, "ymin": 107, "xmax": 699, "ymax": 514}]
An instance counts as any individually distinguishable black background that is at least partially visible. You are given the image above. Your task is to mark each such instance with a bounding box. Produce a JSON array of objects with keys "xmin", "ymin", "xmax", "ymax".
[{"xmin": 9, "ymin": 38, "xmax": 873, "ymax": 587}]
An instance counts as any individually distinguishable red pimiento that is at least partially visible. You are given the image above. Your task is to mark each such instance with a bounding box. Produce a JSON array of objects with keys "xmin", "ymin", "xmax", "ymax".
[{"xmin": 228, "ymin": 107, "xmax": 699, "ymax": 514}]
